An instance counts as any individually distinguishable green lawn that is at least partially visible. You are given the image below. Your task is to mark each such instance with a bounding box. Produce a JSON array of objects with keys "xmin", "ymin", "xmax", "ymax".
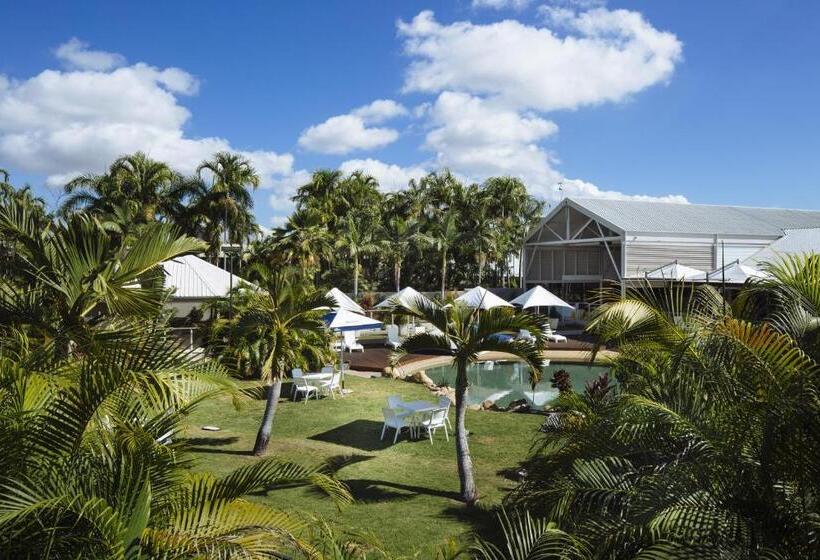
[{"xmin": 183, "ymin": 376, "xmax": 543, "ymax": 557}]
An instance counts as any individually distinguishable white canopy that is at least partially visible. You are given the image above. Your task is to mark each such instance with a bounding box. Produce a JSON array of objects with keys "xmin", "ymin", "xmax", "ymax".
[
  {"xmin": 162, "ymin": 254, "xmax": 252, "ymax": 299},
  {"xmin": 701, "ymin": 260, "xmax": 770, "ymax": 284},
  {"xmin": 510, "ymin": 285, "xmax": 573, "ymax": 309},
  {"xmin": 325, "ymin": 309, "xmax": 383, "ymax": 332},
  {"xmin": 326, "ymin": 287, "xmax": 364, "ymax": 314},
  {"xmin": 454, "ymin": 286, "xmax": 512, "ymax": 310},
  {"xmin": 645, "ymin": 261, "xmax": 705, "ymax": 281},
  {"xmin": 374, "ymin": 286, "xmax": 430, "ymax": 309}
]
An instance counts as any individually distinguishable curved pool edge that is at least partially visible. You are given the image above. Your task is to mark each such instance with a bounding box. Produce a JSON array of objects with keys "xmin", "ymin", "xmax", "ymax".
[{"xmin": 382, "ymin": 349, "xmax": 616, "ymax": 379}]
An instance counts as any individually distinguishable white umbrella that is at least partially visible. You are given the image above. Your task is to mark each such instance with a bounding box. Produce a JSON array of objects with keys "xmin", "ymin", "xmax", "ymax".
[
  {"xmin": 374, "ymin": 286, "xmax": 429, "ymax": 309},
  {"xmin": 510, "ymin": 285, "xmax": 573, "ymax": 309},
  {"xmin": 645, "ymin": 261, "xmax": 705, "ymax": 281},
  {"xmin": 702, "ymin": 260, "xmax": 770, "ymax": 284},
  {"xmin": 454, "ymin": 286, "xmax": 512, "ymax": 310},
  {"xmin": 326, "ymin": 287, "xmax": 364, "ymax": 314},
  {"xmin": 324, "ymin": 309, "xmax": 384, "ymax": 389}
]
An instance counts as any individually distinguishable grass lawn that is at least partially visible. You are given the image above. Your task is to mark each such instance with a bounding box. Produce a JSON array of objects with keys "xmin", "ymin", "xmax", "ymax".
[{"xmin": 183, "ymin": 375, "xmax": 544, "ymax": 557}]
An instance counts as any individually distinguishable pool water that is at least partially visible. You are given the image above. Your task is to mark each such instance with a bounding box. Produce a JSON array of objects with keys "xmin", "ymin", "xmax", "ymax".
[{"xmin": 424, "ymin": 361, "xmax": 609, "ymax": 410}]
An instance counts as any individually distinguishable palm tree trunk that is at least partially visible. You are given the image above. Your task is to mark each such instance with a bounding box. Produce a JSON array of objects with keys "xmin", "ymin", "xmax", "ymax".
[
  {"xmin": 253, "ymin": 378, "xmax": 282, "ymax": 455},
  {"xmin": 394, "ymin": 261, "xmax": 402, "ymax": 291},
  {"xmin": 441, "ymin": 249, "xmax": 448, "ymax": 299},
  {"xmin": 353, "ymin": 254, "xmax": 359, "ymax": 298},
  {"xmin": 455, "ymin": 362, "xmax": 478, "ymax": 505}
]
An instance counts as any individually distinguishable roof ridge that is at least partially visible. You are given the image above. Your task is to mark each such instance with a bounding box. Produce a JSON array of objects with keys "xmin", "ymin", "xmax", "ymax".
[{"xmin": 568, "ymin": 197, "xmax": 820, "ymax": 213}]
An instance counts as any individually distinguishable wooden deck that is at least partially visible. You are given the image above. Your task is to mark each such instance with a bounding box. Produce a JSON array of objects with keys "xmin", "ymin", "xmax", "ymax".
[{"xmin": 347, "ymin": 336, "xmax": 600, "ymax": 373}]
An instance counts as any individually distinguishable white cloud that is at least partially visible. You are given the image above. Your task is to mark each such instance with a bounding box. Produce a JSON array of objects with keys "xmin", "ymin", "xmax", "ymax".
[
  {"xmin": 298, "ymin": 99, "xmax": 407, "ymax": 154},
  {"xmin": 557, "ymin": 177, "xmax": 688, "ymax": 203},
  {"xmin": 0, "ymin": 40, "xmax": 293, "ymax": 189},
  {"xmin": 472, "ymin": 0, "xmax": 532, "ymax": 10},
  {"xmin": 339, "ymin": 158, "xmax": 428, "ymax": 191},
  {"xmin": 351, "ymin": 99, "xmax": 408, "ymax": 123},
  {"xmin": 398, "ymin": 9, "xmax": 682, "ymax": 112},
  {"xmin": 424, "ymin": 91, "xmax": 559, "ymax": 183},
  {"xmin": 55, "ymin": 38, "xmax": 126, "ymax": 71}
]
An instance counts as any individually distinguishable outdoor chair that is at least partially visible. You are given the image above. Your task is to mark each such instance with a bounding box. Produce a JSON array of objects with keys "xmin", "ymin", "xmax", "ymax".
[
  {"xmin": 437, "ymin": 396, "xmax": 452, "ymax": 430},
  {"xmin": 319, "ymin": 372, "xmax": 342, "ymax": 399},
  {"xmin": 387, "ymin": 394, "xmax": 406, "ymax": 409},
  {"xmin": 290, "ymin": 368, "xmax": 304, "ymax": 398},
  {"xmin": 343, "ymin": 331, "xmax": 364, "ymax": 352},
  {"xmin": 417, "ymin": 407, "xmax": 449, "ymax": 444},
  {"xmin": 545, "ymin": 323, "xmax": 567, "ymax": 343},
  {"xmin": 517, "ymin": 329, "xmax": 536, "ymax": 342},
  {"xmin": 292, "ymin": 376, "xmax": 319, "ymax": 403},
  {"xmin": 385, "ymin": 324, "xmax": 402, "ymax": 349},
  {"xmin": 321, "ymin": 365, "xmax": 334, "ymax": 374},
  {"xmin": 381, "ymin": 407, "xmax": 414, "ymax": 444}
]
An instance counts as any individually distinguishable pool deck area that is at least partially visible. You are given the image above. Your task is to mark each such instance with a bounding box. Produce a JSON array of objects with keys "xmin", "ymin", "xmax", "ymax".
[{"xmin": 347, "ymin": 334, "xmax": 615, "ymax": 377}]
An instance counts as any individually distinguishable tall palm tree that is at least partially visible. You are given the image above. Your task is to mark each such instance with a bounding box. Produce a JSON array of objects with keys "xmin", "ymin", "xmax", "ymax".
[
  {"xmin": 427, "ymin": 209, "xmax": 461, "ymax": 299},
  {"xmin": 392, "ymin": 297, "xmax": 546, "ymax": 505},
  {"xmin": 507, "ymin": 272, "xmax": 820, "ymax": 558},
  {"xmin": 336, "ymin": 213, "xmax": 379, "ymax": 298},
  {"xmin": 236, "ymin": 269, "xmax": 334, "ymax": 455},
  {"xmin": 293, "ymin": 169, "xmax": 344, "ymax": 218},
  {"xmin": 196, "ymin": 152, "xmax": 261, "ymax": 261},
  {"xmin": 382, "ymin": 212, "xmax": 424, "ymax": 291},
  {"xmin": 272, "ymin": 208, "xmax": 334, "ymax": 284},
  {"xmin": 62, "ymin": 152, "xmax": 179, "ymax": 224}
]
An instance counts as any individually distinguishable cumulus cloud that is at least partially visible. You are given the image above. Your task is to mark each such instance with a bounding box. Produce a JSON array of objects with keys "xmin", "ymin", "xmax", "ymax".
[
  {"xmin": 398, "ymin": 9, "xmax": 682, "ymax": 112},
  {"xmin": 389, "ymin": 9, "xmax": 686, "ymax": 204},
  {"xmin": 0, "ymin": 39, "xmax": 293, "ymax": 188},
  {"xmin": 338, "ymin": 158, "xmax": 428, "ymax": 191},
  {"xmin": 55, "ymin": 38, "xmax": 126, "ymax": 71},
  {"xmin": 298, "ymin": 99, "xmax": 407, "ymax": 154}
]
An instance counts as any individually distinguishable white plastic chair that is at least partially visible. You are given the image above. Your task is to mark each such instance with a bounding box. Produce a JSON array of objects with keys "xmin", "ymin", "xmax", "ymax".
[
  {"xmin": 437, "ymin": 396, "xmax": 452, "ymax": 430},
  {"xmin": 343, "ymin": 331, "xmax": 364, "ymax": 352},
  {"xmin": 417, "ymin": 407, "xmax": 449, "ymax": 444},
  {"xmin": 293, "ymin": 377, "xmax": 319, "ymax": 403},
  {"xmin": 290, "ymin": 368, "xmax": 304, "ymax": 398},
  {"xmin": 385, "ymin": 324, "xmax": 401, "ymax": 349},
  {"xmin": 387, "ymin": 395, "xmax": 405, "ymax": 409},
  {"xmin": 319, "ymin": 372, "xmax": 342, "ymax": 399},
  {"xmin": 517, "ymin": 329, "xmax": 536, "ymax": 342},
  {"xmin": 545, "ymin": 324, "xmax": 567, "ymax": 343},
  {"xmin": 321, "ymin": 365, "xmax": 334, "ymax": 374},
  {"xmin": 381, "ymin": 407, "xmax": 414, "ymax": 443}
]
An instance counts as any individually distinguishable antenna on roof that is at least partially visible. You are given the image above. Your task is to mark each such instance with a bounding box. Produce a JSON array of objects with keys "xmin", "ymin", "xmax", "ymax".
[{"xmin": 557, "ymin": 182, "xmax": 565, "ymax": 202}]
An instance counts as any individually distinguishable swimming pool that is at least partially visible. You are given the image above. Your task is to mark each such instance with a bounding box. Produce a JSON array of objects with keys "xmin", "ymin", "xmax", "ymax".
[{"xmin": 424, "ymin": 361, "xmax": 609, "ymax": 410}]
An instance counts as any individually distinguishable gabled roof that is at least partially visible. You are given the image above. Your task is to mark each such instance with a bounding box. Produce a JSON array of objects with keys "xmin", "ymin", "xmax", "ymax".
[
  {"xmin": 162, "ymin": 255, "xmax": 251, "ymax": 299},
  {"xmin": 563, "ymin": 198, "xmax": 820, "ymax": 237},
  {"xmin": 745, "ymin": 228, "xmax": 820, "ymax": 265}
]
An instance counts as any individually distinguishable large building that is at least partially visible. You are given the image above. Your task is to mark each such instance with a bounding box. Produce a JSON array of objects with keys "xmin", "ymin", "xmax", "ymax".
[{"xmin": 521, "ymin": 198, "xmax": 820, "ymax": 305}]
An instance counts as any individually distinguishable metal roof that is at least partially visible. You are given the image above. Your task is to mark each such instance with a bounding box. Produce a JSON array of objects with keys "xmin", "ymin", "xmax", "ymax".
[
  {"xmin": 566, "ymin": 198, "xmax": 820, "ymax": 236},
  {"xmin": 162, "ymin": 254, "xmax": 250, "ymax": 299},
  {"xmin": 745, "ymin": 228, "xmax": 820, "ymax": 265}
]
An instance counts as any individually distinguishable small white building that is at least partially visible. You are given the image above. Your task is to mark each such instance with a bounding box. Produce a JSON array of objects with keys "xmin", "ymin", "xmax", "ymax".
[
  {"xmin": 521, "ymin": 198, "xmax": 820, "ymax": 305},
  {"xmin": 162, "ymin": 254, "xmax": 253, "ymax": 318}
]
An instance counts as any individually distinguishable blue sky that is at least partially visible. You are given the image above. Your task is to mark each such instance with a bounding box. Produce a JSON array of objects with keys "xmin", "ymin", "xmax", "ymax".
[{"xmin": 2, "ymin": 0, "xmax": 820, "ymax": 226}]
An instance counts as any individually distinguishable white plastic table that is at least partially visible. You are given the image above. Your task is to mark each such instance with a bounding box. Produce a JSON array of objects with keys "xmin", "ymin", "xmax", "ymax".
[{"xmin": 397, "ymin": 400, "xmax": 438, "ymax": 438}]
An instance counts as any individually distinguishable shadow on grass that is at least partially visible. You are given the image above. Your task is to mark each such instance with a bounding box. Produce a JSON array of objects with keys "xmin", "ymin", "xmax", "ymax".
[
  {"xmin": 442, "ymin": 502, "xmax": 503, "ymax": 545},
  {"xmin": 343, "ymin": 479, "xmax": 461, "ymax": 503},
  {"xmin": 183, "ymin": 436, "xmax": 252, "ymax": 456},
  {"xmin": 183, "ymin": 436, "xmax": 240, "ymax": 447},
  {"xmin": 309, "ymin": 419, "xmax": 396, "ymax": 451}
]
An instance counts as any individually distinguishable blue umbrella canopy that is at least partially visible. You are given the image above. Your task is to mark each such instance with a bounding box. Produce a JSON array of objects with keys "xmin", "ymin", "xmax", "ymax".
[{"xmin": 324, "ymin": 309, "xmax": 384, "ymax": 332}]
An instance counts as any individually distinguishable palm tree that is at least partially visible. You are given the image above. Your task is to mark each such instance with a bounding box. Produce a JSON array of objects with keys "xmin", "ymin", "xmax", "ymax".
[
  {"xmin": 382, "ymin": 212, "xmax": 424, "ymax": 291},
  {"xmin": 0, "ymin": 195, "xmax": 205, "ymax": 351},
  {"xmin": 236, "ymin": 269, "xmax": 334, "ymax": 455},
  {"xmin": 507, "ymin": 271, "xmax": 820, "ymax": 558},
  {"xmin": 196, "ymin": 151, "xmax": 261, "ymax": 261},
  {"xmin": 62, "ymin": 152, "xmax": 179, "ymax": 224},
  {"xmin": 392, "ymin": 297, "xmax": 546, "ymax": 505},
  {"xmin": 427, "ymin": 209, "xmax": 461, "ymax": 299},
  {"xmin": 294, "ymin": 169, "xmax": 344, "ymax": 218},
  {"xmin": 272, "ymin": 208, "xmax": 334, "ymax": 284},
  {"xmin": 0, "ymin": 329, "xmax": 351, "ymax": 557},
  {"xmin": 336, "ymin": 213, "xmax": 379, "ymax": 298}
]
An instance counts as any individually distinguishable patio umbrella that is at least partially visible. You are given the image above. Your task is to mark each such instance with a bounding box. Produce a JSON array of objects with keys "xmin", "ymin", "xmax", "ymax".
[
  {"xmin": 702, "ymin": 259, "xmax": 770, "ymax": 284},
  {"xmin": 645, "ymin": 260, "xmax": 705, "ymax": 281},
  {"xmin": 326, "ymin": 287, "xmax": 364, "ymax": 314},
  {"xmin": 510, "ymin": 285, "xmax": 573, "ymax": 309},
  {"xmin": 454, "ymin": 286, "xmax": 512, "ymax": 310},
  {"xmin": 324, "ymin": 309, "xmax": 384, "ymax": 389},
  {"xmin": 374, "ymin": 286, "xmax": 429, "ymax": 309}
]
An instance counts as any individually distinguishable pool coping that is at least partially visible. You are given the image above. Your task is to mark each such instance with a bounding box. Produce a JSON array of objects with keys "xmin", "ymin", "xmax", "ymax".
[{"xmin": 374, "ymin": 349, "xmax": 616, "ymax": 379}]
